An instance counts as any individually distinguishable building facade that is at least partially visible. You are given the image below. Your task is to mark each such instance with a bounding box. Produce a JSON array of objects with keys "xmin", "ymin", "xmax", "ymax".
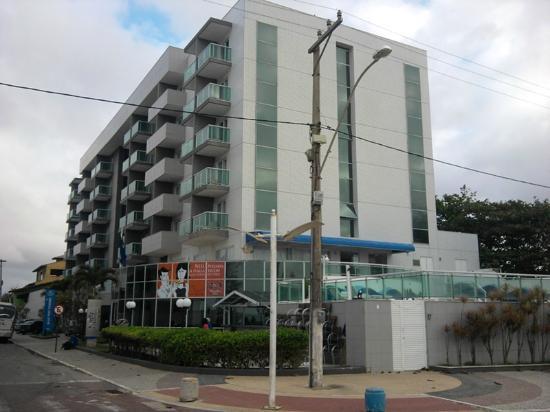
[{"xmin": 63, "ymin": 0, "xmax": 479, "ymax": 284}]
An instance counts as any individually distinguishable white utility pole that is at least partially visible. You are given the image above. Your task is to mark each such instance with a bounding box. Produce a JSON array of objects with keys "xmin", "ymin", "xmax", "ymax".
[{"xmin": 267, "ymin": 209, "xmax": 279, "ymax": 409}]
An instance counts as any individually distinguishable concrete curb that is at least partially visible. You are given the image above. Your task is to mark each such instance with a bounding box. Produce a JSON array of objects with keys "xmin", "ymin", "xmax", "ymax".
[
  {"xmin": 76, "ymin": 345, "xmax": 366, "ymax": 376},
  {"xmin": 431, "ymin": 364, "xmax": 550, "ymax": 374},
  {"xmin": 12, "ymin": 340, "xmax": 226, "ymax": 412}
]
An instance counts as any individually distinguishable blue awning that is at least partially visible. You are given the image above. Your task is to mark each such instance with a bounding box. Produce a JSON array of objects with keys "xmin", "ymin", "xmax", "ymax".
[{"xmin": 245, "ymin": 231, "xmax": 415, "ymax": 253}]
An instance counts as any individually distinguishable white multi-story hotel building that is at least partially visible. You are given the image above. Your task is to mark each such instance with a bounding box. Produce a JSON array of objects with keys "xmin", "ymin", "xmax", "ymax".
[{"xmin": 64, "ymin": 0, "xmax": 479, "ymax": 278}]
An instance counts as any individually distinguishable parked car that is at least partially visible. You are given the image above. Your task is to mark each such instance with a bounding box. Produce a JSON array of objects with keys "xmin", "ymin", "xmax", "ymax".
[{"xmin": 17, "ymin": 319, "xmax": 43, "ymax": 334}]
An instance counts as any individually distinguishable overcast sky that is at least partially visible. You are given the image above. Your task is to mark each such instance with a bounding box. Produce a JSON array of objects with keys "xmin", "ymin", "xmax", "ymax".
[{"xmin": 1, "ymin": 0, "xmax": 549, "ymax": 292}]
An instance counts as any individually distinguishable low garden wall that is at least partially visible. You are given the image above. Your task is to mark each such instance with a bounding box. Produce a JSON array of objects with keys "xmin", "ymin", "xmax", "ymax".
[{"xmin": 101, "ymin": 326, "xmax": 308, "ymax": 369}]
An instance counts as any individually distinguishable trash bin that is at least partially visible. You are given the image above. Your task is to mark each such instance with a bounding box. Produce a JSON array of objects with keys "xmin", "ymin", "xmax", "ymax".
[{"xmin": 365, "ymin": 387, "xmax": 386, "ymax": 412}]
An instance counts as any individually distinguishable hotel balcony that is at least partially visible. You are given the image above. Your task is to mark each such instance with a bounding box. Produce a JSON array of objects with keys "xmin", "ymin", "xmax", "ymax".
[
  {"xmin": 119, "ymin": 210, "xmax": 149, "ymax": 231},
  {"xmin": 179, "ymin": 167, "xmax": 229, "ymax": 199},
  {"xmin": 74, "ymin": 220, "xmax": 90, "ymax": 235},
  {"xmin": 88, "ymin": 208, "xmax": 110, "ymax": 225},
  {"xmin": 68, "ymin": 191, "xmax": 81, "ymax": 204},
  {"xmin": 125, "ymin": 242, "xmax": 142, "ymax": 257},
  {"xmin": 182, "ymin": 43, "xmax": 232, "ymax": 89},
  {"xmin": 122, "ymin": 150, "xmax": 153, "ymax": 174},
  {"xmin": 86, "ymin": 258, "xmax": 107, "ymax": 269},
  {"xmin": 90, "ymin": 185, "xmax": 112, "ymax": 202},
  {"xmin": 123, "ymin": 120, "xmax": 154, "ymax": 147},
  {"xmin": 120, "ymin": 180, "xmax": 151, "ymax": 203},
  {"xmin": 143, "ymin": 193, "xmax": 181, "ymax": 219},
  {"xmin": 86, "ymin": 233, "xmax": 108, "ymax": 249},
  {"xmin": 65, "ymin": 228, "xmax": 77, "ymax": 242},
  {"xmin": 178, "ymin": 83, "xmax": 231, "ymax": 126},
  {"xmin": 144, "ymin": 157, "xmax": 184, "ymax": 186},
  {"xmin": 66, "ymin": 210, "xmax": 80, "ymax": 223},
  {"xmin": 179, "ymin": 211, "xmax": 228, "ymax": 246},
  {"xmin": 77, "ymin": 177, "xmax": 93, "ymax": 194},
  {"xmin": 73, "ymin": 241, "xmax": 90, "ymax": 256},
  {"xmin": 91, "ymin": 161, "xmax": 112, "ymax": 179},
  {"xmin": 64, "ymin": 248, "xmax": 75, "ymax": 261},
  {"xmin": 142, "ymin": 230, "xmax": 180, "ymax": 257},
  {"xmin": 76, "ymin": 198, "xmax": 92, "ymax": 214},
  {"xmin": 146, "ymin": 122, "xmax": 186, "ymax": 153},
  {"xmin": 180, "ymin": 124, "xmax": 230, "ymax": 161},
  {"xmin": 148, "ymin": 89, "xmax": 186, "ymax": 121}
]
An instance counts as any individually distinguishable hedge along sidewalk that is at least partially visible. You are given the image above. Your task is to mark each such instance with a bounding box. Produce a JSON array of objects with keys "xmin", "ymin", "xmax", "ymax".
[{"xmin": 101, "ymin": 326, "xmax": 309, "ymax": 370}]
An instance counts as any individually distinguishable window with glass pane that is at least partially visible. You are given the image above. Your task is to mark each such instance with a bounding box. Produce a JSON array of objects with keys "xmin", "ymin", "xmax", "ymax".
[
  {"xmin": 340, "ymin": 218, "xmax": 355, "ymax": 237},
  {"xmin": 256, "ymin": 22, "xmax": 278, "ymax": 230}
]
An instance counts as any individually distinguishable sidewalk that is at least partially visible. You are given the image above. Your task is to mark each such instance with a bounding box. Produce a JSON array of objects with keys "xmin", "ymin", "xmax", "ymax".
[{"xmin": 12, "ymin": 334, "xmax": 483, "ymax": 412}]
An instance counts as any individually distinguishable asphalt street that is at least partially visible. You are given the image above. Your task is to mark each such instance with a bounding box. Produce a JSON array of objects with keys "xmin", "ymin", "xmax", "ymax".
[{"xmin": 0, "ymin": 341, "xmax": 196, "ymax": 412}]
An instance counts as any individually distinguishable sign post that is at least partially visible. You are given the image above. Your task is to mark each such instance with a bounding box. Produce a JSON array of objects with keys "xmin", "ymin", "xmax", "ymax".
[{"xmin": 54, "ymin": 305, "xmax": 63, "ymax": 352}]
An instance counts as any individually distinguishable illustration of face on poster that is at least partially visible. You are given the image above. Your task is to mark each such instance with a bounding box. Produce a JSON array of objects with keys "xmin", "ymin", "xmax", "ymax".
[
  {"xmin": 174, "ymin": 263, "xmax": 189, "ymax": 298},
  {"xmin": 157, "ymin": 264, "xmax": 176, "ymax": 299}
]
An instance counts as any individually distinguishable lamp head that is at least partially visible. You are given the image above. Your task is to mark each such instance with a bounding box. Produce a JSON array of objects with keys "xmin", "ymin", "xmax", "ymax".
[
  {"xmin": 176, "ymin": 297, "xmax": 192, "ymax": 308},
  {"xmin": 126, "ymin": 300, "xmax": 136, "ymax": 310},
  {"xmin": 373, "ymin": 46, "xmax": 392, "ymax": 60}
]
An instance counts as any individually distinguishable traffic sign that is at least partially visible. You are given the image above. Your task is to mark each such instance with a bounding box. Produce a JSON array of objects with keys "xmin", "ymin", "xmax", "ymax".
[{"xmin": 54, "ymin": 305, "xmax": 64, "ymax": 316}]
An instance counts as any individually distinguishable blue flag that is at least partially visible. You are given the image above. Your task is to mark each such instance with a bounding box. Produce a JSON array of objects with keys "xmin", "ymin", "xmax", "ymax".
[{"xmin": 118, "ymin": 232, "xmax": 126, "ymax": 267}]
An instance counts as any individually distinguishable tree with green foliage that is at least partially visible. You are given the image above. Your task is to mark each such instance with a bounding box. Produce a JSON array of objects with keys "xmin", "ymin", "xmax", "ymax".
[{"xmin": 436, "ymin": 186, "xmax": 550, "ymax": 274}]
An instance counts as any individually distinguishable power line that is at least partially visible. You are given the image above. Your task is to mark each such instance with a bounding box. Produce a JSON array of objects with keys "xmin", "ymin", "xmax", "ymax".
[
  {"xmin": 322, "ymin": 125, "xmax": 550, "ymax": 190},
  {"xmin": 0, "ymin": 81, "xmax": 312, "ymax": 127},
  {"xmin": 284, "ymin": 0, "xmax": 550, "ymax": 93},
  {"xmin": 209, "ymin": 0, "xmax": 550, "ymax": 111}
]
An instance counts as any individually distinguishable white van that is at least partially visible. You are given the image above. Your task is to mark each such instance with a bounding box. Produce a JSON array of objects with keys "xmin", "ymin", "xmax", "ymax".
[{"xmin": 0, "ymin": 302, "xmax": 16, "ymax": 341}]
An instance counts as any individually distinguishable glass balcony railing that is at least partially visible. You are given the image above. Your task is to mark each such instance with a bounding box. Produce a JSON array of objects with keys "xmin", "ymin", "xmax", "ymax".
[
  {"xmin": 195, "ymin": 124, "xmax": 230, "ymax": 147},
  {"xmin": 192, "ymin": 211, "xmax": 228, "ymax": 232},
  {"xmin": 66, "ymin": 228, "xmax": 75, "ymax": 239},
  {"xmin": 68, "ymin": 191, "xmax": 81, "ymax": 203},
  {"xmin": 178, "ymin": 219, "xmax": 192, "ymax": 237},
  {"xmin": 126, "ymin": 242, "xmax": 142, "ymax": 256},
  {"xmin": 194, "ymin": 167, "xmax": 229, "ymax": 189},
  {"xmin": 91, "ymin": 233, "xmax": 108, "ymax": 245},
  {"xmin": 180, "ymin": 139, "xmax": 194, "ymax": 159},
  {"xmin": 121, "ymin": 180, "xmax": 150, "ymax": 200},
  {"xmin": 129, "ymin": 180, "xmax": 149, "ymax": 195},
  {"xmin": 91, "ymin": 161, "xmax": 112, "ymax": 178},
  {"xmin": 196, "ymin": 83, "xmax": 231, "ymax": 107},
  {"xmin": 178, "ymin": 100, "xmax": 195, "ymax": 124},
  {"xmin": 122, "ymin": 150, "xmax": 153, "ymax": 172},
  {"xmin": 91, "ymin": 185, "xmax": 111, "ymax": 200},
  {"xmin": 91, "ymin": 208, "xmax": 110, "ymax": 222},
  {"xmin": 197, "ymin": 43, "xmax": 231, "ymax": 69},
  {"xmin": 183, "ymin": 43, "xmax": 232, "ymax": 85},
  {"xmin": 67, "ymin": 210, "xmax": 79, "ymax": 221},
  {"xmin": 119, "ymin": 211, "xmax": 147, "ymax": 230},
  {"xmin": 123, "ymin": 120, "xmax": 154, "ymax": 145},
  {"xmin": 178, "ymin": 177, "xmax": 193, "ymax": 198}
]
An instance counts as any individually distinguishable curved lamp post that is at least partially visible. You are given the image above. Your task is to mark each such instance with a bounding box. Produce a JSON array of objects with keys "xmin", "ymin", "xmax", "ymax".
[
  {"xmin": 126, "ymin": 300, "xmax": 136, "ymax": 326},
  {"xmin": 175, "ymin": 297, "xmax": 192, "ymax": 328}
]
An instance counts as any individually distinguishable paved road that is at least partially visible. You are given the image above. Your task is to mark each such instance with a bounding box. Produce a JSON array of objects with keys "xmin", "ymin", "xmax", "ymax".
[{"xmin": 0, "ymin": 341, "xmax": 195, "ymax": 412}]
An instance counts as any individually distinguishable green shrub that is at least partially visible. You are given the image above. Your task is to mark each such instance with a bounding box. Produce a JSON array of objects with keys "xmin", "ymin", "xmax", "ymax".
[{"xmin": 101, "ymin": 326, "xmax": 307, "ymax": 369}]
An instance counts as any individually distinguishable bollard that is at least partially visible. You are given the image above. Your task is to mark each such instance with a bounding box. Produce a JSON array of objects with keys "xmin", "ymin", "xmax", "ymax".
[
  {"xmin": 179, "ymin": 377, "xmax": 199, "ymax": 402},
  {"xmin": 365, "ymin": 387, "xmax": 386, "ymax": 412}
]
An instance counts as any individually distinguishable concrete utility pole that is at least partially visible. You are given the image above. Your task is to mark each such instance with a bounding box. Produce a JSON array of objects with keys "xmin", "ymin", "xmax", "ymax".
[{"xmin": 307, "ymin": 11, "xmax": 342, "ymax": 389}]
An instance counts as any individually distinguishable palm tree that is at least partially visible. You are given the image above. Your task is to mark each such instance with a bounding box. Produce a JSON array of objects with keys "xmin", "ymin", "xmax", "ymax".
[{"xmin": 71, "ymin": 265, "xmax": 118, "ymax": 302}]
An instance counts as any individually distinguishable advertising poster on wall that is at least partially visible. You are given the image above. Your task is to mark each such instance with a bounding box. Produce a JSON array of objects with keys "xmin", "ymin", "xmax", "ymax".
[
  {"xmin": 152, "ymin": 261, "xmax": 224, "ymax": 299},
  {"xmin": 206, "ymin": 261, "xmax": 225, "ymax": 297}
]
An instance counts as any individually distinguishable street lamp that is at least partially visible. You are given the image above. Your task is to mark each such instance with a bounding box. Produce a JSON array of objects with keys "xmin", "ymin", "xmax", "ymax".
[
  {"xmin": 175, "ymin": 297, "xmax": 192, "ymax": 327},
  {"xmin": 126, "ymin": 300, "xmax": 136, "ymax": 326}
]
